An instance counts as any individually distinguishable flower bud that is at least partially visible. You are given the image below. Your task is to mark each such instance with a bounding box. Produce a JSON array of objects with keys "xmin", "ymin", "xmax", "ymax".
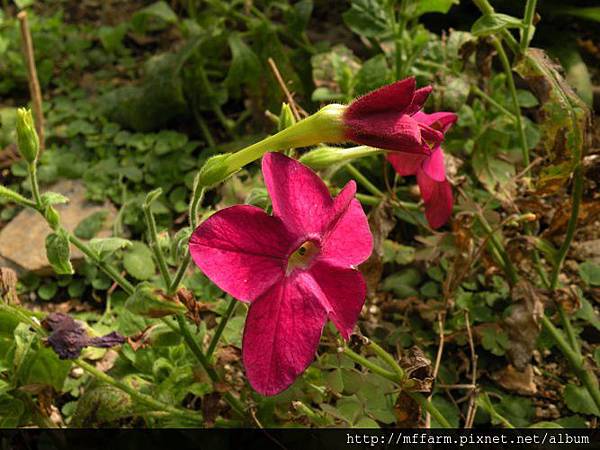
[
  {"xmin": 278, "ymin": 103, "xmax": 296, "ymax": 131},
  {"xmin": 16, "ymin": 108, "xmax": 39, "ymax": 163},
  {"xmin": 299, "ymin": 145, "xmax": 383, "ymax": 170}
]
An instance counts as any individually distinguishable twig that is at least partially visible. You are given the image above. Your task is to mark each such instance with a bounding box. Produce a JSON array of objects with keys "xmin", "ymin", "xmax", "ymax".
[
  {"xmin": 267, "ymin": 57, "xmax": 306, "ymax": 120},
  {"xmin": 17, "ymin": 11, "xmax": 44, "ymax": 151},
  {"xmin": 425, "ymin": 313, "xmax": 446, "ymax": 428},
  {"xmin": 464, "ymin": 311, "xmax": 478, "ymax": 429}
]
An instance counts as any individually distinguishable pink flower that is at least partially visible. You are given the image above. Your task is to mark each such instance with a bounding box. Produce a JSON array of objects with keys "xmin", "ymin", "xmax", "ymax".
[
  {"xmin": 387, "ymin": 111, "xmax": 457, "ymax": 229},
  {"xmin": 343, "ymin": 77, "xmax": 444, "ymax": 154},
  {"xmin": 189, "ymin": 152, "xmax": 373, "ymax": 395}
]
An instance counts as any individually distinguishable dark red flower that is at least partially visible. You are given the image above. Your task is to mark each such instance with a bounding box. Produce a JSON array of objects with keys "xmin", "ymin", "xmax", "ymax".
[{"xmin": 343, "ymin": 77, "xmax": 444, "ymax": 154}]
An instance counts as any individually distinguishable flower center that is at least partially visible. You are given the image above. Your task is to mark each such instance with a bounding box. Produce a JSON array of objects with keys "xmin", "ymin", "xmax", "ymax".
[{"xmin": 286, "ymin": 240, "xmax": 320, "ymax": 275}]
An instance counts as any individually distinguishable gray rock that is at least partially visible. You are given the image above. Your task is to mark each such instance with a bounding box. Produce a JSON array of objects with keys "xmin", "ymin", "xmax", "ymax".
[{"xmin": 0, "ymin": 180, "xmax": 117, "ymax": 275}]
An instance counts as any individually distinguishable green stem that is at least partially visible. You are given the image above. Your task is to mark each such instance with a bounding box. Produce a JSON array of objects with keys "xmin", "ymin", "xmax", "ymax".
[
  {"xmin": 550, "ymin": 166, "xmax": 583, "ymax": 290},
  {"xmin": 169, "ymin": 253, "xmax": 191, "ymax": 294},
  {"xmin": 206, "ymin": 296, "xmax": 238, "ymax": 359},
  {"xmin": 345, "ymin": 163, "xmax": 384, "ymax": 197},
  {"xmin": 74, "ymin": 359, "xmax": 200, "ymax": 423},
  {"xmin": 491, "ymin": 37, "xmax": 530, "ymax": 172},
  {"xmin": 175, "ymin": 314, "xmax": 246, "ymax": 417},
  {"xmin": 223, "ymin": 105, "xmax": 345, "ymax": 174},
  {"xmin": 68, "ymin": 234, "xmax": 135, "ymax": 295},
  {"xmin": 143, "ymin": 203, "xmax": 171, "ymax": 289},
  {"xmin": 407, "ymin": 392, "xmax": 452, "ymax": 428},
  {"xmin": 366, "ymin": 339, "xmax": 406, "ymax": 380},
  {"xmin": 28, "ymin": 162, "xmax": 42, "ymax": 207},
  {"xmin": 342, "ymin": 346, "xmax": 401, "ymax": 383},
  {"xmin": 541, "ymin": 315, "xmax": 600, "ymax": 413},
  {"xmin": 476, "ymin": 213, "xmax": 518, "ymax": 285},
  {"xmin": 557, "ymin": 304, "xmax": 580, "ymax": 353},
  {"xmin": 471, "ymin": 85, "xmax": 517, "ymax": 121},
  {"xmin": 520, "ymin": 0, "xmax": 538, "ymax": 52}
]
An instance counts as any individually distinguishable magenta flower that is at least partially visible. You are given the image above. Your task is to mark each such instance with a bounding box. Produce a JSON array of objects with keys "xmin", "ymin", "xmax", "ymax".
[
  {"xmin": 189, "ymin": 152, "xmax": 373, "ymax": 395},
  {"xmin": 387, "ymin": 111, "xmax": 457, "ymax": 229},
  {"xmin": 343, "ymin": 77, "xmax": 444, "ymax": 154}
]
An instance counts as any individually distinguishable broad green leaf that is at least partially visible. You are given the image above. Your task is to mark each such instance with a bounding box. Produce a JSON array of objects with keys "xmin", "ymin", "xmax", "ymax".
[
  {"xmin": 563, "ymin": 383, "xmax": 600, "ymax": 416},
  {"xmin": 555, "ymin": 7, "xmax": 600, "ymax": 23},
  {"xmin": 579, "ymin": 261, "xmax": 600, "ymax": 286},
  {"xmin": 123, "ymin": 242, "xmax": 156, "ymax": 281},
  {"xmin": 285, "ymin": 0, "xmax": 313, "ymax": 35},
  {"xmin": 98, "ymin": 24, "xmax": 128, "ymax": 53},
  {"xmin": 343, "ymin": 0, "xmax": 389, "ymax": 38},
  {"xmin": 124, "ymin": 284, "xmax": 186, "ymax": 318},
  {"xmin": 89, "ymin": 237, "xmax": 132, "ymax": 256},
  {"xmin": 0, "ymin": 395, "xmax": 24, "ymax": 427},
  {"xmin": 574, "ymin": 295, "xmax": 600, "ymax": 331},
  {"xmin": 431, "ymin": 396, "xmax": 460, "ymax": 428},
  {"xmin": 131, "ymin": 1, "xmax": 178, "ymax": 33},
  {"xmin": 70, "ymin": 384, "xmax": 134, "ymax": 427},
  {"xmin": 481, "ymin": 327, "xmax": 509, "ymax": 356},
  {"xmin": 45, "ymin": 228, "xmax": 74, "ymax": 275},
  {"xmin": 74, "ymin": 211, "xmax": 108, "ymax": 240},
  {"xmin": 226, "ymin": 33, "xmax": 262, "ymax": 92},
  {"xmin": 353, "ymin": 54, "xmax": 390, "ymax": 96},
  {"xmin": 414, "ymin": 0, "xmax": 459, "ymax": 17},
  {"xmin": 471, "ymin": 13, "xmax": 524, "ymax": 37}
]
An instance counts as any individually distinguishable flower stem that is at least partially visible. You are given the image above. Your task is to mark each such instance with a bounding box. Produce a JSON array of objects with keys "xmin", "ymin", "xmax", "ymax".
[
  {"xmin": 476, "ymin": 213, "xmax": 518, "ymax": 285},
  {"xmin": 143, "ymin": 202, "xmax": 172, "ymax": 289},
  {"xmin": 407, "ymin": 392, "xmax": 452, "ymax": 428},
  {"xmin": 549, "ymin": 165, "xmax": 583, "ymax": 290},
  {"xmin": 520, "ymin": 0, "xmax": 538, "ymax": 52},
  {"xmin": 74, "ymin": 359, "xmax": 201, "ymax": 423},
  {"xmin": 27, "ymin": 162, "xmax": 42, "ymax": 208},
  {"xmin": 223, "ymin": 105, "xmax": 345, "ymax": 173},
  {"xmin": 169, "ymin": 253, "xmax": 191, "ymax": 294},
  {"xmin": 206, "ymin": 296, "xmax": 238, "ymax": 359},
  {"xmin": 540, "ymin": 315, "xmax": 600, "ymax": 412},
  {"xmin": 345, "ymin": 163, "xmax": 384, "ymax": 197},
  {"xmin": 491, "ymin": 37, "xmax": 530, "ymax": 172},
  {"xmin": 366, "ymin": 338, "xmax": 406, "ymax": 380},
  {"xmin": 68, "ymin": 234, "xmax": 135, "ymax": 295},
  {"xmin": 175, "ymin": 314, "xmax": 246, "ymax": 417},
  {"xmin": 342, "ymin": 346, "xmax": 401, "ymax": 383}
]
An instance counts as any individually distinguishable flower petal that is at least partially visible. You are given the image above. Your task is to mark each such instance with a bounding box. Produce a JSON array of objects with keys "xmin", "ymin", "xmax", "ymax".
[
  {"xmin": 413, "ymin": 111, "xmax": 457, "ymax": 134},
  {"xmin": 308, "ymin": 261, "xmax": 366, "ymax": 340},
  {"xmin": 262, "ymin": 152, "xmax": 333, "ymax": 236},
  {"xmin": 417, "ymin": 170, "xmax": 453, "ymax": 229},
  {"xmin": 387, "ymin": 151, "xmax": 427, "ymax": 177},
  {"xmin": 345, "ymin": 77, "xmax": 416, "ymax": 118},
  {"xmin": 320, "ymin": 181, "xmax": 373, "ymax": 267},
  {"xmin": 421, "ymin": 147, "xmax": 446, "ymax": 182},
  {"xmin": 242, "ymin": 273, "xmax": 327, "ymax": 395},
  {"xmin": 189, "ymin": 205, "xmax": 293, "ymax": 302},
  {"xmin": 405, "ymin": 86, "xmax": 433, "ymax": 115}
]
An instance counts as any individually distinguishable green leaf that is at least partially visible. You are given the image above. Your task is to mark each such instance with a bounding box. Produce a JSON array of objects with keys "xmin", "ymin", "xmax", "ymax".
[
  {"xmin": 45, "ymin": 229, "xmax": 74, "ymax": 275},
  {"xmin": 70, "ymin": 384, "xmax": 134, "ymax": 427},
  {"xmin": 40, "ymin": 192, "xmax": 69, "ymax": 206},
  {"xmin": 481, "ymin": 327, "xmax": 509, "ymax": 356},
  {"xmin": 353, "ymin": 54, "xmax": 390, "ymax": 96},
  {"xmin": 124, "ymin": 284, "xmax": 186, "ymax": 318},
  {"xmin": 74, "ymin": 211, "xmax": 108, "ymax": 240},
  {"xmin": 0, "ymin": 395, "xmax": 24, "ymax": 427},
  {"xmin": 38, "ymin": 283, "xmax": 58, "ymax": 301},
  {"xmin": 555, "ymin": 7, "xmax": 600, "ymax": 23},
  {"xmin": 414, "ymin": 0, "xmax": 459, "ymax": 17},
  {"xmin": 574, "ymin": 295, "xmax": 600, "ymax": 331},
  {"xmin": 343, "ymin": 0, "xmax": 389, "ymax": 38},
  {"xmin": 123, "ymin": 242, "xmax": 156, "ymax": 281},
  {"xmin": 98, "ymin": 24, "xmax": 129, "ymax": 53},
  {"xmin": 579, "ymin": 261, "xmax": 600, "ymax": 286},
  {"xmin": 131, "ymin": 1, "xmax": 178, "ymax": 33},
  {"xmin": 563, "ymin": 383, "xmax": 600, "ymax": 416},
  {"xmin": 471, "ymin": 13, "xmax": 524, "ymax": 37},
  {"xmin": 517, "ymin": 89, "xmax": 539, "ymax": 108},
  {"xmin": 431, "ymin": 396, "xmax": 460, "ymax": 428},
  {"xmin": 285, "ymin": 0, "xmax": 313, "ymax": 35},
  {"xmin": 225, "ymin": 33, "xmax": 262, "ymax": 92},
  {"xmin": 88, "ymin": 237, "xmax": 132, "ymax": 256}
]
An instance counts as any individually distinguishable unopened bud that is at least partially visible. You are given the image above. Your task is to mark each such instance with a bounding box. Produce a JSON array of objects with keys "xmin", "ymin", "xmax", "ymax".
[
  {"xmin": 196, "ymin": 153, "xmax": 236, "ymax": 187},
  {"xmin": 16, "ymin": 108, "xmax": 39, "ymax": 163},
  {"xmin": 278, "ymin": 103, "xmax": 296, "ymax": 131}
]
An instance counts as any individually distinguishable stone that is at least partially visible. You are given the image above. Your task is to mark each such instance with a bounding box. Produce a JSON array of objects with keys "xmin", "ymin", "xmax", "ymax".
[{"xmin": 0, "ymin": 180, "xmax": 117, "ymax": 275}]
